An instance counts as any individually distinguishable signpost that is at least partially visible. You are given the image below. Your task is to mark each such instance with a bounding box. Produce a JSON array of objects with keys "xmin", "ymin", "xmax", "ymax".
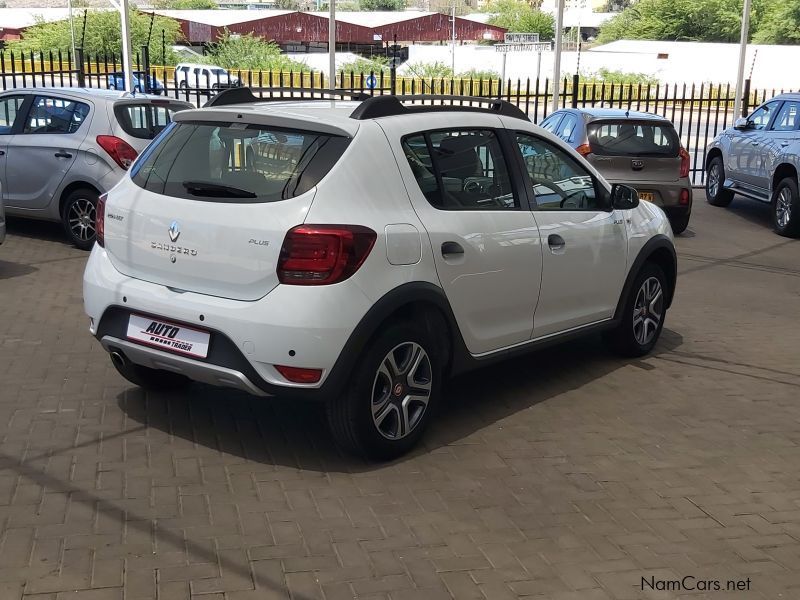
[{"xmin": 494, "ymin": 33, "xmax": 550, "ymax": 92}]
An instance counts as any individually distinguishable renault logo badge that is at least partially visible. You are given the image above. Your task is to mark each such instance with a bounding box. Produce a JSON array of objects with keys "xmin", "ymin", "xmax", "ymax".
[{"xmin": 168, "ymin": 221, "xmax": 180, "ymax": 243}]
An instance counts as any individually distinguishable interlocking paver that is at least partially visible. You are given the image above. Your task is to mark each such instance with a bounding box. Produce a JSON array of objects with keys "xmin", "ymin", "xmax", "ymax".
[{"xmin": 1, "ymin": 200, "xmax": 800, "ymax": 599}]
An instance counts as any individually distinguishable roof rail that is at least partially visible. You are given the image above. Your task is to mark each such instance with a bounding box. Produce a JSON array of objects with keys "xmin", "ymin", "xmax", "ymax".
[
  {"xmin": 203, "ymin": 86, "xmax": 371, "ymax": 107},
  {"xmin": 349, "ymin": 95, "xmax": 530, "ymax": 122}
]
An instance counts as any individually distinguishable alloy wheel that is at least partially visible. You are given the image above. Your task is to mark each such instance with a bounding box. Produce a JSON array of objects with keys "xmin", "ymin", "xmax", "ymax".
[
  {"xmin": 776, "ymin": 187, "xmax": 793, "ymax": 229},
  {"xmin": 707, "ymin": 163, "xmax": 720, "ymax": 197},
  {"xmin": 68, "ymin": 198, "xmax": 96, "ymax": 242},
  {"xmin": 633, "ymin": 276, "xmax": 663, "ymax": 346},
  {"xmin": 371, "ymin": 342, "xmax": 432, "ymax": 440}
]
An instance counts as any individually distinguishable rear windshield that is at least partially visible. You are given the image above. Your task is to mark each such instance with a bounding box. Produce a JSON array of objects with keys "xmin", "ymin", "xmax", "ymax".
[
  {"xmin": 130, "ymin": 122, "xmax": 350, "ymax": 203},
  {"xmin": 114, "ymin": 103, "xmax": 182, "ymax": 140},
  {"xmin": 587, "ymin": 120, "xmax": 679, "ymax": 156}
]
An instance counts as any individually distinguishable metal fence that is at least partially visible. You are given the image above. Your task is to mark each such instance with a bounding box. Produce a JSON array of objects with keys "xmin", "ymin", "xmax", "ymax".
[{"xmin": 2, "ymin": 49, "xmax": 798, "ymax": 183}]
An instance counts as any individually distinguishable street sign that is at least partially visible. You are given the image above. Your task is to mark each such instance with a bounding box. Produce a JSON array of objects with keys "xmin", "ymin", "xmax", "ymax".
[
  {"xmin": 365, "ymin": 74, "xmax": 378, "ymax": 89},
  {"xmin": 504, "ymin": 32, "xmax": 540, "ymax": 44},
  {"xmin": 495, "ymin": 42, "xmax": 551, "ymax": 53}
]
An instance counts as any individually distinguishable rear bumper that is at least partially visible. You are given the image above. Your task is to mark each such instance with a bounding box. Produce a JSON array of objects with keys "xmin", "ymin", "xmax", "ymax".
[
  {"xmin": 607, "ymin": 179, "xmax": 693, "ymax": 209},
  {"xmin": 83, "ymin": 246, "xmax": 371, "ymax": 398}
]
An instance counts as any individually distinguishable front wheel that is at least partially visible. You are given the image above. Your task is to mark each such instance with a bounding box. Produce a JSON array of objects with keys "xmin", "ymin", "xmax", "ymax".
[
  {"xmin": 705, "ymin": 156, "xmax": 734, "ymax": 207},
  {"xmin": 61, "ymin": 188, "xmax": 99, "ymax": 250},
  {"xmin": 327, "ymin": 321, "xmax": 442, "ymax": 460},
  {"xmin": 604, "ymin": 263, "xmax": 668, "ymax": 358},
  {"xmin": 772, "ymin": 177, "xmax": 800, "ymax": 238}
]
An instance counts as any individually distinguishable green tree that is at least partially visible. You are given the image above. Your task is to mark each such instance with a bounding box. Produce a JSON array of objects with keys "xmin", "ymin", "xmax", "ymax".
[
  {"xmin": 405, "ymin": 61, "xmax": 454, "ymax": 78},
  {"xmin": 752, "ymin": 0, "xmax": 800, "ymax": 44},
  {"xmin": 486, "ymin": 0, "xmax": 555, "ymax": 40},
  {"xmin": 10, "ymin": 10, "xmax": 183, "ymax": 61},
  {"xmin": 359, "ymin": 0, "xmax": 406, "ymax": 9},
  {"xmin": 151, "ymin": 0, "xmax": 216, "ymax": 8},
  {"xmin": 596, "ymin": 0, "xmax": 770, "ymax": 43},
  {"xmin": 459, "ymin": 68, "xmax": 500, "ymax": 79},
  {"xmin": 207, "ymin": 30, "xmax": 309, "ymax": 71},
  {"xmin": 338, "ymin": 56, "xmax": 390, "ymax": 74}
]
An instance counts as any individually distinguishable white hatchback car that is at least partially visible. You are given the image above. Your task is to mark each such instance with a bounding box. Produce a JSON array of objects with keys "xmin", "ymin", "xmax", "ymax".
[{"xmin": 83, "ymin": 90, "xmax": 677, "ymax": 459}]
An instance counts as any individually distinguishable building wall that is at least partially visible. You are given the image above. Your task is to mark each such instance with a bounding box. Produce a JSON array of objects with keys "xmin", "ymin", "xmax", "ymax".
[{"xmin": 373, "ymin": 14, "xmax": 505, "ymax": 43}]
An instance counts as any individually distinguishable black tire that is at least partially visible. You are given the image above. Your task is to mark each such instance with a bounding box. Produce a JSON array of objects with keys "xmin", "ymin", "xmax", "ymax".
[
  {"xmin": 326, "ymin": 320, "xmax": 443, "ymax": 461},
  {"xmin": 771, "ymin": 177, "xmax": 800, "ymax": 238},
  {"xmin": 706, "ymin": 156, "xmax": 734, "ymax": 207},
  {"xmin": 61, "ymin": 188, "xmax": 99, "ymax": 250},
  {"xmin": 604, "ymin": 263, "xmax": 668, "ymax": 358},
  {"xmin": 179, "ymin": 80, "xmax": 187, "ymax": 89},
  {"xmin": 111, "ymin": 356, "xmax": 191, "ymax": 391},
  {"xmin": 669, "ymin": 212, "xmax": 691, "ymax": 235}
]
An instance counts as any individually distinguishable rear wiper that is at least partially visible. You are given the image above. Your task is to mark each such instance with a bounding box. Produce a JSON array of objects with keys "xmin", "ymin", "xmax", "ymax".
[{"xmin": 182, "ymin": 180, "xmax": 256, "ymax": 198}]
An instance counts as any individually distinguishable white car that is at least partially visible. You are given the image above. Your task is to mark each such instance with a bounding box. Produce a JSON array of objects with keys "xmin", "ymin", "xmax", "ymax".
[
  {"xmin": 83, "ymin": 90, "xmax": 677, "ymax": 459},
  {"xmin": 174, "ymin": 63, "xmax": 241, "ymax": 91}
]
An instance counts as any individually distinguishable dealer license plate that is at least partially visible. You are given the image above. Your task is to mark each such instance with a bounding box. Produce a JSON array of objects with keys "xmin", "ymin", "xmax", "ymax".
[{"xmin": 126, "ymin": 314, "xmax": 210, "ymax": 359}]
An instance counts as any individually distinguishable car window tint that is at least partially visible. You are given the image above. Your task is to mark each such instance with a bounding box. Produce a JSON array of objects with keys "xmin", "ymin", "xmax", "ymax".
[
  {"xmin": 131, "ymin": 122, "xmax": 349, "ymax": 203},
  {"xmin": 555, "ymin": 113, "xmax": 578, "ymax": 142},
  {"xmin": 587, "ymin": 120, "xmax": 679, "ymax": 156},
  {"xmin": 770, "ymin": 101, "xmax": 800, "ymax": 132},
  {"xmin": 0, "ymin": 95, "xmax": 26, "ymax": 134},
  {"xmin": 516, "ymin": 133, "xmax": 601, "ymax": 211},
  {"xmin": 114, "ymin": 104, "xmax": 180, "ymax": 140},
  {"xmin": 402, "ymin": 129, "xmax": 519, "ymax": 211},
  {"xmin": 749, "ymin": 101, "xmax": 780, "ymax": 130},
  {"xmin": 23, "ymin": 96, "xmax": 89, "ymax": 134},
  {"xmin": 540, "ymin": 114, "xmax": 562, "ymax": 133}
]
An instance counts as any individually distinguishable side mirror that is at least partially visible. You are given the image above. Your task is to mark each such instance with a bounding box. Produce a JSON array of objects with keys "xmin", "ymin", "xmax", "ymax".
[
  {"xmin": 734, "ymin": 117, "xmax": 750, "ymax": 130},
  {"xmin": 611, "ymin": 183, "xmax": 639, "ymax": 210}
]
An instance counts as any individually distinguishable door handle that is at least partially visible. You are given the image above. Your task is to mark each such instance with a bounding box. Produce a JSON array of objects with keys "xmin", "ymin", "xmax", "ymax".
[
  {"xmin": 0, "ymin": 150, "xmax": 4, "ymax": 156},
  {"xmin": 54, "ymin": 151, "xmax": 73, "ymax": 158},
  {"xmin": 751, "ymin": 142, "xmax": 760, "ymax": 146},
  {"xmin": 441, "ymin": 241, "xmax": 464, "ymax": 258},
  {"xmin": 547, "ymin": 234, "xmax": 566, "ymax": 253},
  {"xmin": 780, "ymin": 141, "xmax": 790, "ymax": 147}
]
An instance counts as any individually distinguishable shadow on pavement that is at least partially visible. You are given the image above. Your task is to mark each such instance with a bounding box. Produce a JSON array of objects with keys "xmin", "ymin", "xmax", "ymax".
[
  {"xmin": 116, "ymin": 328, "xmax": 685, "ymax": 472},
  {"xmin": 0, "ymin": 259, "xmax": 37, "ymax": 280},
  {"xmin": 4, "ymin": 217, "xmax": 71, "ymax": 246},
  {"xmin": 722, "ymin": 197, "xmax": 773, "ymax": 229}
]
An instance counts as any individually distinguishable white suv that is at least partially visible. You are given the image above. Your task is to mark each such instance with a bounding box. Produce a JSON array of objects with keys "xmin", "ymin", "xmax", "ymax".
[{"xmin": 83, "ymin": 90, "xmax": 677, "ymax": 459}]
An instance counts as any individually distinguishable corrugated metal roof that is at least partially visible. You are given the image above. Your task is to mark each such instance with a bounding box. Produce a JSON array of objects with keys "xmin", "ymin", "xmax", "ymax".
[
  {"xmin": 309, "ymin": 10, "xmax": 435, "ymax": 27},
  {"xmin": 151, "ymin": 9, "xmax": 294, "ymax": 26},
  {"xmin": 0, "ymin": 8, "xmax": 79, "ymax": 30}
]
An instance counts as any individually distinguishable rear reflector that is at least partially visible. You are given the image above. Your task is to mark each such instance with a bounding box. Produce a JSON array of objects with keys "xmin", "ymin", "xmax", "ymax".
[
  {"xmin": 679, "ymin": 189, "xmax": 690, "ymax": 205},
  {"xmin": 96, "ymin": 193, "xmax": 107, "ymax": 247},
  {"xmin": 575, "ymin": 143, "xmax": 592, "ymax": 156},
  {"xmin": 278, "ymin": 225, "xmax": 377, "ymax": 285},
  {"xmin": 97, "ymin": 135, "xmax": 138, "ymax": 170},
  {"xmin": 679, "ymin": 147, "xmax": 690, "ymax": 178},
  {"xmin": 275, "ymin": 365, "xmax": 323, "ymax": 384}
]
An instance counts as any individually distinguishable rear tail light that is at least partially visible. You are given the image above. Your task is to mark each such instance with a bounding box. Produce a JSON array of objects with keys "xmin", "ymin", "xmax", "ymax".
[
  {"xmin": 275, "ymin": 365, "xmax": 323, "ymax": 384},
  {"xmin": 278, "ymin": 225, "xmax": 377, "ymax": 285},
  {"xmin": 97, "ymin": 135, "xmax": 138, "ymax": 170},
  {"xmin": 679, "ymin": 147, "xmax": 690, "ymax": 178},
  {"xmin": 575, "ymin": 143, "xmax": 592, "ymax": 157},
  {"xmin": 96, "ymin": 193, "xmax": 107, "ymax": 247},
  {"xmin": 679, "ymin": 188, "xmax": 690, "ymax": 205}
]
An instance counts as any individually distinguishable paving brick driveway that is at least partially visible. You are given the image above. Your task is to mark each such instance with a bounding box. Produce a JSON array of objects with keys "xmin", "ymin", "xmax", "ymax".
[{"xmin": 1, "ymin": 197, "xmax": 799, "ymax": 600}]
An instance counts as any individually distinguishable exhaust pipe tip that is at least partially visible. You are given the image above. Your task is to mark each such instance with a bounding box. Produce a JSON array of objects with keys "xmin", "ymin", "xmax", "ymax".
[{"xmin": 110, "ymin": 351, "xmax": 127, "ymax": 369}]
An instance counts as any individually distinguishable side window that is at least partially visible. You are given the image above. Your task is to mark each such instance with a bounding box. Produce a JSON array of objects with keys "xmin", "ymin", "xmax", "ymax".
[
  {"xmin": 749, "ymin": 101, "xmax": 781, "ymax": 131},
  {"xmin": 402, "ymin": 129, "xmax": 519, "ymax": 211},
  {"xmin": 770, "ymin": 101, "xmax": 800, "ymax": 132},
  {"xmin": 555, "ymin": 113, "xmax": 579, "ymax": 142},
  {"xmin": 0, "ymin": 95, "xmax": 26, "ymax": 134},
  {"xmin": 540, "ymin": 113, "xmax": 562, "ymax": 134},
  {"xmin": 516, "ymin": 133, "xmax": 602, "ymax": 211},
  {"xmin": 23, "ymin": 96, "xmax": 89, "ymax": 134}
]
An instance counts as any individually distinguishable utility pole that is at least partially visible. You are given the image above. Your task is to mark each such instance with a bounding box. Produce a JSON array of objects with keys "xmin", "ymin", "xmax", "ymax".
[
  {"xmin": 551, "ymin": 0, "xmax": 565, "ymax": 111},
  {"xmin": 451, "ymin": 5, "xmax": 456, "ymax": 74},
  {"xmin": 68, "ymin": 0, "xmax": 77, "ymax": 64},
  {"xmin": 329, "ymin": 0, "xmax": 336, "ymax": 94},
  {"xmin": 120, "ymin": 0, "xmax": 134, "ymax": 92},
  {"xmin": 733, "ymin": 0, "xmax": 752, "ymax": 118}
]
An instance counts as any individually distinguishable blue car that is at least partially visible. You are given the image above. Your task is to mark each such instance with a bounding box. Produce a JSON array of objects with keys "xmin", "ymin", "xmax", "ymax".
[{"xmin": 107, "ymin": 71, "xmax": 164, "ymax": 95}]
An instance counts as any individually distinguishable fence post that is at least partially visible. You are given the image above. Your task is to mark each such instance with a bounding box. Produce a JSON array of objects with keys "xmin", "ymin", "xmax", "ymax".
[
  {"xmin": 76, "ymin": 48, "xmax": 85, "ymax": 88},
  {"xmin": 741, "ymin": 78, "xmax": 751, "ymax": 117},
  {"xmin": 141, "ymin": 45, "xmax": 150, "ymax": 93},
  {"xmin": 571, "ymin": 73, "xmax": 579, "ymax": 108}
]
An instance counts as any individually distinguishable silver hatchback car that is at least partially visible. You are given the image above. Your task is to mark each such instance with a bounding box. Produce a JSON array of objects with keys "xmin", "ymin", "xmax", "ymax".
[
  {"xmin": 541, "ymin": 108, "xmax": 693, "ymax": 234},
  {"xmin": 0, "ymin": 88, "xmax": 191, "ymax": 249}
]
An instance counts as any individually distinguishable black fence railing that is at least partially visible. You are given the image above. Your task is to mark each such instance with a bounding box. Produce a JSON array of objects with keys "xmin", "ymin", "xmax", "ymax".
[{"xmin": 2, "ymin": 49, "xmax": 797, "ymax": 184}]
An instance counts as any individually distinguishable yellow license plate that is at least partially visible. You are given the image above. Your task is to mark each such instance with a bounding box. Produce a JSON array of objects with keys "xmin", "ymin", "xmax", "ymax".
[{"xmin": 639, "ymin": 191, "xmax": 655, "ymax": 202}]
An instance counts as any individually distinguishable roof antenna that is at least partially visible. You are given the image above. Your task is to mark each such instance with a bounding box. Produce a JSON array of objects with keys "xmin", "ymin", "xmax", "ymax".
[{"xmin": 625, "ymin": 108, "xmax": 630, "ymax": 118}]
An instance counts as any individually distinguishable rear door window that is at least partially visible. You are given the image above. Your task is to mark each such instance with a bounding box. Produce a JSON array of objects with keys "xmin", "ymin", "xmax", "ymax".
[
  {"xmin": 131, "ymin": 122, "xmax": 350, "ymax": 203},
  {"xmin": 114, "ymin": 103, "xmax": 183, "ymax": 139},
  {"xmin": 769, "ymin": 101, "xmax": 800, "ymax": 132},
  {"xmin": 0, "ymin": 95, "xmax": 26, "ymax": 134},
  {"xmin": 23, "ymin": 96, "xmax": 90, "ymax": 134},
  {"xmin": 555, "ymin": 113, "xmax": 579, "ymax": 143},
  {"xmin": 587, "ymin": 120, "xmax": 679, "ymax": 156}
]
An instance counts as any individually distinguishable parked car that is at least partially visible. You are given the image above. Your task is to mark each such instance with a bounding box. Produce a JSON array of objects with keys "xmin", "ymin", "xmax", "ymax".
[
  {"xmin": 705, "ymin": 93, "xmax": 800, "ymax": 237},
  {"xmin": 174, "ymin": 63, "xmax": 241, "ymax": 91},
  {"xmin": 0, "ymin": 88, "xmax": 192, "ymax": 249},
  {"xmin": 540, "ymin": 108, "xmax": 693, "ymax": 234},
  {"xmin": 83, "ymin": 90, "xmax": 677, "ymax": 459},
  {"xmin": 107, "ymin": 71, "xmax": 165, "ymax": 95}
]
